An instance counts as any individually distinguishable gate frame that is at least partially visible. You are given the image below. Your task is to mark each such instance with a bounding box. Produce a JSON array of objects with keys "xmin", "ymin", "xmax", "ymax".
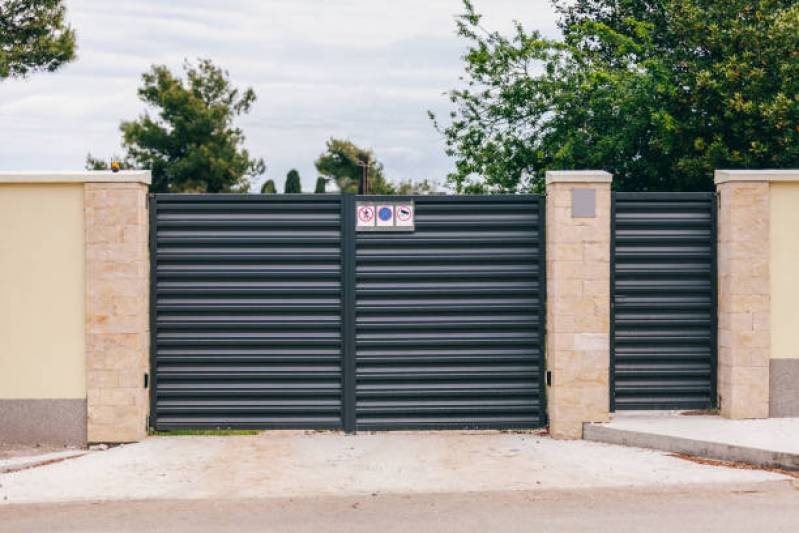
[
  {"xmin": 149, "ymin": 192, "xmax": 547, "ymax": 432},
  {"xmin": 347, "ymin": 193, "xmax": 548, "ymax": 432},
  {"xmin": 609, "ymin": 191, "xmax": 718, "ymax": 412}
]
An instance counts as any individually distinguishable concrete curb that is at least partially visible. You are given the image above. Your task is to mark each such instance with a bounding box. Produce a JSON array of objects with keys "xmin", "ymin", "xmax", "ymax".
[
  {"xmin": 0, "ymin": 450, "xmax": 87, "ymax": 474},
  {"xmin": 583, "ymin": 424, "xmax": 799, "ymax": 471}
]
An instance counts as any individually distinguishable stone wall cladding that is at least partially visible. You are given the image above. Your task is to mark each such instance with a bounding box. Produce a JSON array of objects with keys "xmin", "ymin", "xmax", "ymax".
[
  {"xmin": 546, "ymin": 177, "xmax": 611, "ymax": 439},
  {"xmin": 716, "ymin": 181, "xmax": 770, "ymax": 419},
  {"xmin": 85, "ymin": 183, "xmax": 150, "ymax": 442}
]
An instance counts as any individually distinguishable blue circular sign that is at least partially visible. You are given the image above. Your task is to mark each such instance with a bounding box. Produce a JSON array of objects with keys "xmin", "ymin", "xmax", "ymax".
[{"xmin": 378, "ymin": 206, "xmax": 393, "ymax": 221}]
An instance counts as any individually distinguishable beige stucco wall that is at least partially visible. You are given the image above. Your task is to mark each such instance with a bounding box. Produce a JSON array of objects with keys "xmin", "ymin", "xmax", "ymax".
[
  {"xmin": 770, "ymin": 182, "xmax": 799, "ymax": 360},
  {"xmin": 0, "ymin": 184, "xmax": 86, "ymax": 399}
]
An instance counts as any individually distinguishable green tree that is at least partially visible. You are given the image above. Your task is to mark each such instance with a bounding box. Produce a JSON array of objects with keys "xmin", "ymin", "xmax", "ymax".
[
  {"xmin": 89, "ymin": 59, "xmax": 265, "ymax": 192},
  {"xmin": 260, "ymin": 179, "xmax": 277, "ymax": 194},
  {"xmin": 0, "ymin": 0, "xmax": 76, "ymax": 79},
  {"xmin": 85, "ymin": 153, "xmax": 133, "ymax": 171},
  {"xmin": 284, "ymin": 169, "xmax": 302, "ymax": 193},
  {"xmin": 433, "ymin": 0, "xmax": 799, "ymax": 192},
  {"xmin": 315, "ymin": 138, "xmax": 428, "ymax": 194},
  {"xmin": 314, "ymin": 177, "xmax": 327, "ymax": 193},
  {"xmin": 395, "ymin": 178, "xmax": 436, "ymax": 195}
]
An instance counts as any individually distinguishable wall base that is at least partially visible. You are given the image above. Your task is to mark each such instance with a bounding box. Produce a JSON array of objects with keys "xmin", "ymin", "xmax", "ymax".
[
  {"xmin": 770, "ymin": 359, "xmax": 799, "ymax": 417},
  {"xmin": 0, "ymin": 399, "xmax": 86, "ymax": 446}
]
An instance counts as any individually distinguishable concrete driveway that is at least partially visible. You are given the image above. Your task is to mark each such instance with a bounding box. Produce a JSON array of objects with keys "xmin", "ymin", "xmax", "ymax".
[{"xmin": 0, "ymin": 430, "xmax": 790, "ymax": 504}]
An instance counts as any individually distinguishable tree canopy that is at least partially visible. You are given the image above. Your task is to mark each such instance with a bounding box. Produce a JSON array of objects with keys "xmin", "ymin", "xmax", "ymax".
[
  {"xmin": 314, "ymin": 138, "xmax": 390, "ymax": 193},
  {"xmin": 314, "ymin": 177, "xmax": 327, "ymax": 193},
  {"xmin": 260, "ymin": 179, "xmax": 276, "ymax": 194},
  {"xmin": 284, "ymin": 169, "xmax": 302, "ymax": 193},
  {"xmin": 314, "ymin": 138, "xmax": 434, "ymax": 194},
  {"xmin": 0, "ymin": 0, "xmax": 76, "ymax": 79},
  {"xmin": 433, "ymin": 0, "xmax": 799, "ymax": 192},
  {"xmin": 89, "ymin": 59, "xmax": 265, "ymax": 193}
]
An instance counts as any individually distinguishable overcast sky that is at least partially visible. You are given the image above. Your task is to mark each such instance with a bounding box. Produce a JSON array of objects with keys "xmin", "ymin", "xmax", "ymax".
[{"xmin": 0, "ymin": 0, "xmax": 558, "ymax": 191}]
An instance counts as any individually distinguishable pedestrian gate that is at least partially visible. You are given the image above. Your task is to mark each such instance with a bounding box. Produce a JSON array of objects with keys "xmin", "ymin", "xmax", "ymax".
[
  {"xmin": 150, "ymin": 194, "xmax": 546, "ymax": 431},
  {"xmin": 611, "ymin": 193, "xmax": 717, "ymax": 410}
]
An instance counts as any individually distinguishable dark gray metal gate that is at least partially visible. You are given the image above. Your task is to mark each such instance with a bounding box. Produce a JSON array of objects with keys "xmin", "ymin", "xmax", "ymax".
[
  {"xmin": 611, "ymin": 193, "xmax": 717, "ymax": 411},
  {"xmin": 351, "ymin": 195, "xmax": 546, "ymax": 430},
  {"xmin": 151, "ymin": 193, "xmax": 546, "ymax": 431}
]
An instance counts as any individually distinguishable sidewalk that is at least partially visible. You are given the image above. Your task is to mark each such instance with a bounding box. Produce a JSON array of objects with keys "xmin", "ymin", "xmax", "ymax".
[
  {"xmin": 584, "ymin": 413, "xmax": 799, "ymax": 470},
  {"xmin": 0, "ymin": 430, "xmax": 789, "ymax": 504}
]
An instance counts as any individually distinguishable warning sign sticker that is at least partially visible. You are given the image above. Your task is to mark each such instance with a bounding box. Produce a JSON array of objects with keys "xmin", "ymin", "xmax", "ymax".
[
  {"xmin": 376, "ymin": 205, "xmax": 394, "ymax": 227},
  {"xmin": 395, "ymin": 204, "xmax": 414, "ymax": 227},
  {"xmin": 356, "ymin": 201, "xmax": 414, "ymax": 232},
  {"xmin": 356, "ymin": 204, "xmax": 375, "ymax": 227}
]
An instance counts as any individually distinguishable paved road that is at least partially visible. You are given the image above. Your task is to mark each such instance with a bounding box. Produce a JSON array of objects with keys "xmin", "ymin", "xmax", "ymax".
[{"xmin": 1, "ymin": 481, "xmax": 798, "ymax": 532}]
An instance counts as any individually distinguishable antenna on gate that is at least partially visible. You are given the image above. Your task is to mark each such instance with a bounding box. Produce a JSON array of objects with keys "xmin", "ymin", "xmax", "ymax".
[{"xmin": 356, "ymin": 156, "xmax": 369, "ymax": 195}]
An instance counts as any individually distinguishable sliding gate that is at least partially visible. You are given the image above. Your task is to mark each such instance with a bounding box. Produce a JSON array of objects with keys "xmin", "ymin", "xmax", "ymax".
[
  {"xmin": 150, "ymin": 194, "xmax": 546, "ymax": 431},
  {"xmin": 611, "ymin": 193, "xmax": 717, "ymax": 411}
]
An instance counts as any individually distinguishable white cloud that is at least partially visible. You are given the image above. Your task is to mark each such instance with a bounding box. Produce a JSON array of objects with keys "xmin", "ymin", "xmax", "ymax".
[{"xmin": 0, "ymin": 0, "xmax": 558, "ymax": 190}]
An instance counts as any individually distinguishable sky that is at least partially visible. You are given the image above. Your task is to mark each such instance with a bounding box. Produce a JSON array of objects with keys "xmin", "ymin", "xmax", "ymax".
[{"xmin": 0, "ymin": 0, "xmax": 559, "ymax": 192}]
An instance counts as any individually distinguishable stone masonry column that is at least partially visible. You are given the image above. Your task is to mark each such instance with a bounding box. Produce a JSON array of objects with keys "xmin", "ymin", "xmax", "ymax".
[
  {"xmin": 85, "ymin": 175, "xmax": 151, "ymax": 443},
  {"xmin": 545, "ymin": 171, "xmax": 612, "ymax": 439},
  {"xmin": 715, "ymin": 170, "xmax": 770, "ymax": 419}
]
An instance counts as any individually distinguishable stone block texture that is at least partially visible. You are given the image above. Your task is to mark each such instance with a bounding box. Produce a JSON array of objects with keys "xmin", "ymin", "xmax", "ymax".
[
  {"xmin": 546, "ymin": 179, "xmax": 611, "ymax": 439},
  {"xmin": 85, "ymin": 183, "xmax": 149, "ymax": 442},
  {"xmin": 716, "ymin": 181, "xmax": 770, "ymax": 419}
]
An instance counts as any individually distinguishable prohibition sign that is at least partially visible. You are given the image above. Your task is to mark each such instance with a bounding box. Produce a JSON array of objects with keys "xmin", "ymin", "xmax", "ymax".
[
  {"xmin": 396, "ymin": 205, "xmax": 413, "ymax": 222},
  {"xmin": 358, "ymin": 205, "xmax": 375, "ymax": 224},
  {"xmin": 378, "ymin": 206, "xmax": 394, "ymax": 222}
]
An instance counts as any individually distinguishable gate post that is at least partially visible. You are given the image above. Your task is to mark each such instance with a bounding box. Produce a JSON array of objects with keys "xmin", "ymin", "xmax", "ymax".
[
  {"xmin": 545, "ymin": 171, "xmax": 612, "ymax": 439},
  {"xmin": 715, "ymin": 169, "xmax": 799, "ymax": 419},
  {"xmin": 85, "ymin": 177, "xmax": 151, "ymax": 443}
]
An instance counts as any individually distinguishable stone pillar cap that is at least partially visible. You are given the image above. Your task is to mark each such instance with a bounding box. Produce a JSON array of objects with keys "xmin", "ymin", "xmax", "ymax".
[
  {"xmin": 546, "ymin": 170, "xmax": 612, "ymax": 184},
  {"xmin": 715, "ymin": 169, "xmax": 799, "ymax": 184},
  {"xmin": 0, "ymin": 171, "xmax": 152, "ymax": 185}
]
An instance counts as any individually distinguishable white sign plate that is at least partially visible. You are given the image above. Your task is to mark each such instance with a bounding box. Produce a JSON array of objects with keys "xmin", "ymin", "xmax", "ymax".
[
  {"xmin": 355, "ymin": 201, "xmax": 415, "ymax": 232},
  {"xmin": 356, "ymin": 204, "xmax": 375, "ymax": 228},
  {"xmin": 376, "ymin": 204, "xmax": 394, "ymax": 227},
  {"xmin": 395, "ymin": 203, "xmax": 414, "ymax": 227}
]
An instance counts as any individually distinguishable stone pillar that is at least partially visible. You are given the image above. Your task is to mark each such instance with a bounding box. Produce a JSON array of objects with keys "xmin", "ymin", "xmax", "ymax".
[
  {"xmin": 85, "ymin": 179, "xmax": 150, "ymax": 443},
  {"xmin": 545, "ymin": 171, "xmax": 612, "ymax": 439},
  {"xmin": 715, "ymin": 170, "xmax": 770, "ymax": 418}
]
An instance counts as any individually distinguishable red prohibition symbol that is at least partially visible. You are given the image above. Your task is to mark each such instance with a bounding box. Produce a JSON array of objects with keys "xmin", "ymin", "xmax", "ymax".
[
  {"xmin": 396, "ymin": 205, "xmax": 413, "ymax": 222},
  {"xmin": 358, "ymin": 205, "xmax": 375, "ymax": 223}
]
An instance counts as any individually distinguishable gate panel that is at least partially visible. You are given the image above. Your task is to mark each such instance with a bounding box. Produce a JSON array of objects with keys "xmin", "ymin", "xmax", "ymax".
[
  {"xmin": 151, "ymin": 195, "xmax": 344, "ymax": 430},
  {"xmin": 611, "ymin": 193, "xmax": 717, "ymax": 410},
  {"xmin": 354, "ymin": 195, "xmax": 546, "ymax": 429}
]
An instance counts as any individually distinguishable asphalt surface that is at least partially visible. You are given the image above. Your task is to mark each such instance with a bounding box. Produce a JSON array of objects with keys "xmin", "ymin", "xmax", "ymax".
[{"xmin": 1, "ymin": 481, "xmax": 798, "ymax": 532}]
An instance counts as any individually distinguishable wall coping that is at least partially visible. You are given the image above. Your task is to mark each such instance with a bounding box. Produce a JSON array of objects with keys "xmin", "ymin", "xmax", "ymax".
[
  {"xmin": 715, "ymin": 170, "xmax": 799, "ymax": 185},
  {"xmin": 546, "ymin": 170, "xmax": 612, "ymax": 184},
  {"xmin": 0, "ymin": 171, "xmax": 152, "ymax": 185}
]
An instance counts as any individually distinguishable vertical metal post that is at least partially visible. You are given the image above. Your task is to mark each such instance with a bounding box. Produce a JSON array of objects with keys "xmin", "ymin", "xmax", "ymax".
[
  {"xmin": 609, "ymin": 192, "xmax": 617, "ymax": 413},
  {"xmin": 148, "ymin": 194, "xmax": 158, "ymax": 430},
  {"xmin": 341, "ymin": 193, "xmax": 357, "ymax": 433},
  {"xmin": 710, "ymin": 192, "xmax": 719, "ymax": 408},
  {"xmin": 538, "ymin": 196, "xmax": 548, "ymax": 427}
]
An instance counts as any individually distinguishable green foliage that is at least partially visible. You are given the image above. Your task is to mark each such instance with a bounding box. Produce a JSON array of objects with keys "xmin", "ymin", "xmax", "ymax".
[
  {"xmin": 92, "ymin": 59, "xmax": 265, "ymax": 193},
  {"xmin": 0, "ymin": 0, "xmax": 76, "ymax": 79},
  {"xmin": 314, "ymin": 138, "xmax": 386, "ymax": 193},
  {"xmin": 284, "ymin": 169, "xmax": 302, "ymax": 193},
  {"xmin": 314, "ymin": 138, "xmax": 432, "ymax": 194},
  {"xmin": 394, "ymin": 178, "xmax": 436, "ymax": 195},
  {"xmin": 85, "ymin": 153, "xmax": 133, "ymax": 171},
  {"xmin": 433, "ymin": 0, "xmax": 799, "ymax": 192},
  {"xmin": 314, "ymin": 176, "xmax": 327, "ymax": 193},
  {"xmin": 260, "ymin": 179, "xmax": 277, "ymax": 194}
]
